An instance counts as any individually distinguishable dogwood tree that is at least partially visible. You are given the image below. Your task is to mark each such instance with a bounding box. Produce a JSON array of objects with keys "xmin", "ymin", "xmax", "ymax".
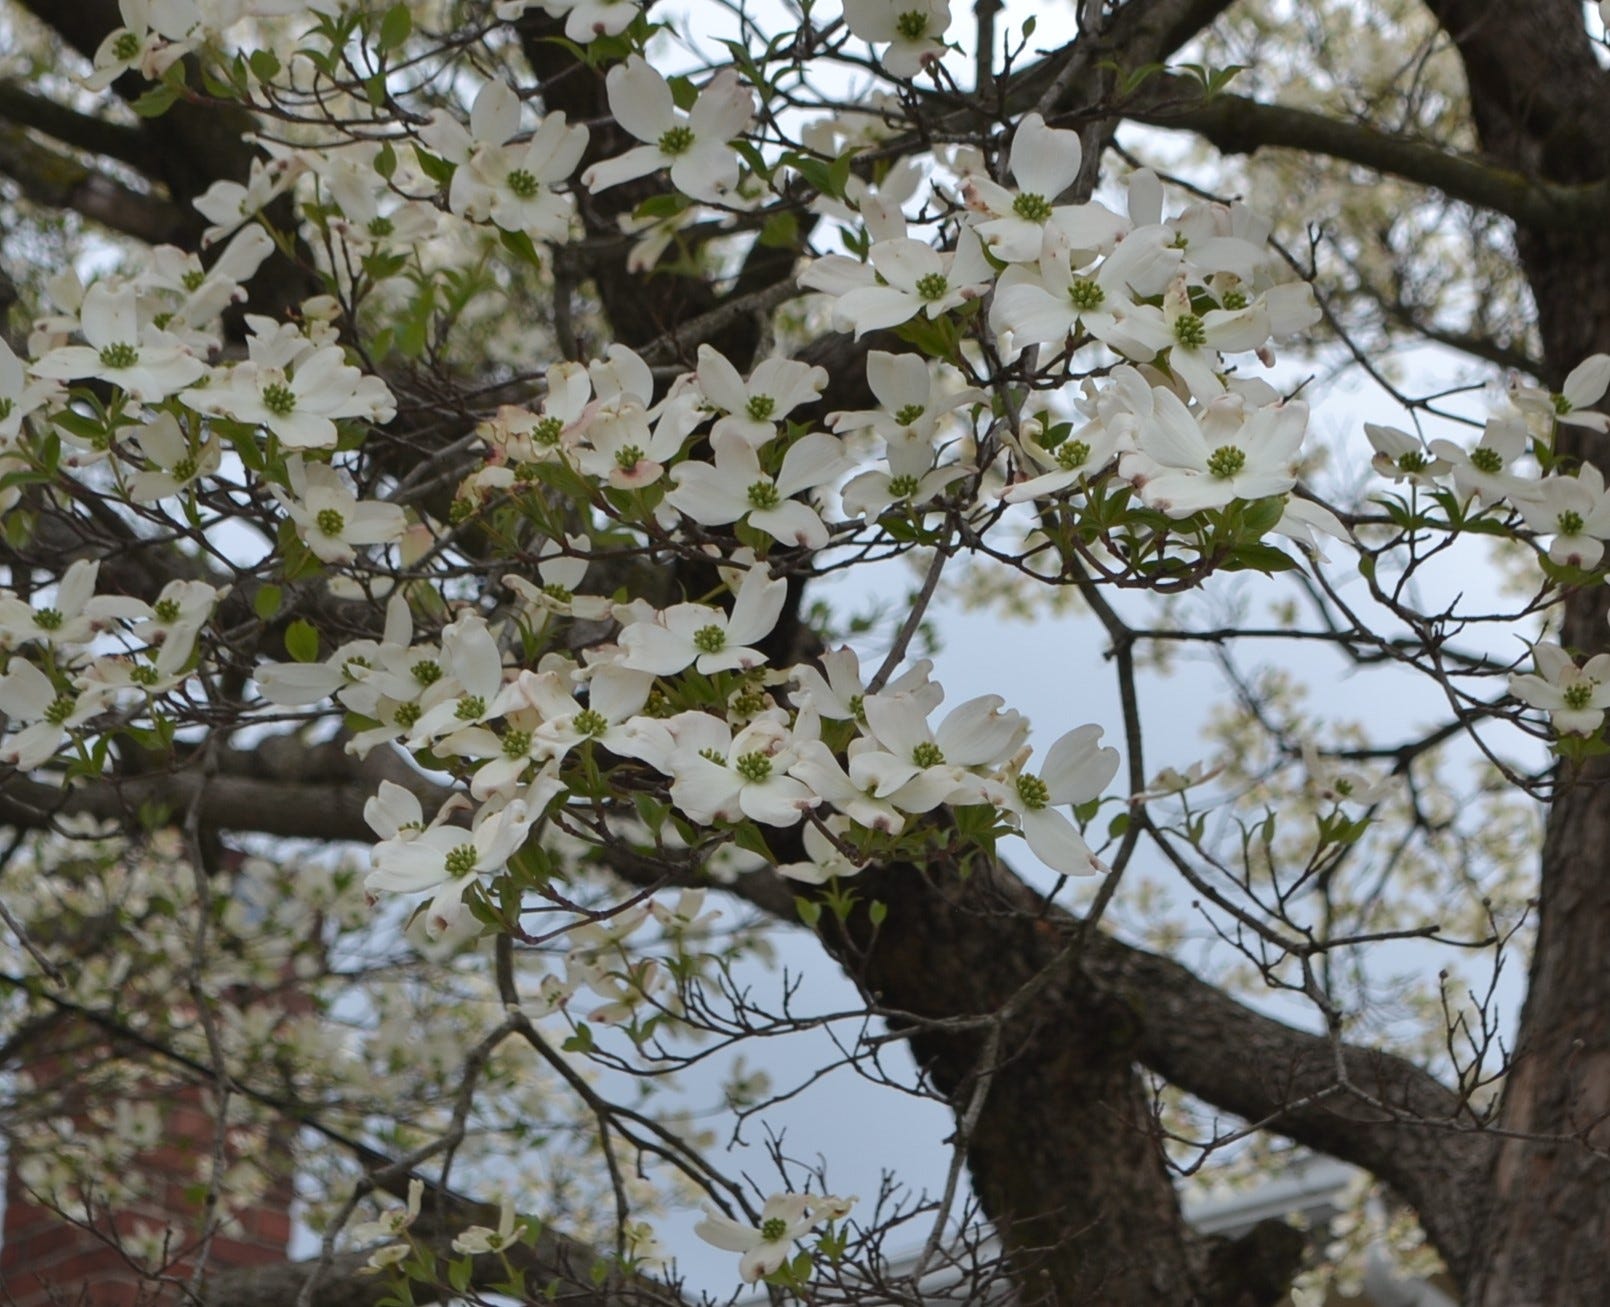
[{"xmin": 0, "ymin": 1, "xmax": 1607, "ymax": 1304}]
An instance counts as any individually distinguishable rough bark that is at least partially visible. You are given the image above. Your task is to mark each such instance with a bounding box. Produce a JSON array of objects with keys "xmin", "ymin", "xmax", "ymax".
[
  {"xmin": 14, "ymin": 1, "xmax": 1604, "ymax": 1304},
  {"xmin": 1418, "ymin": 3, "xmax": 1610, "ymax": 1303}
]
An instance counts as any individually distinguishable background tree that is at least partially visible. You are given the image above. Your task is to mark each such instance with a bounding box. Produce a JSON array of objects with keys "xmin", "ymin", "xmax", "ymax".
[{"xmin": 0, "ymin": 2, "xmax": 1605, "ymax": 1306}]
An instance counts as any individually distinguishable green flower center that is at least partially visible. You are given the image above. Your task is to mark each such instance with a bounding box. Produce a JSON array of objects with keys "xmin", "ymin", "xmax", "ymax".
[
  {"xmin": 394, "ymin": 701, "xmax": 422, "ymax": 728},
  {"xmin": 44, "ymin": 692, "xmax": 78, "ymax": 725},
  {"xmin": 444, "ymin": 844, "xmax": 478, "ymax": 876},
  {"xmin": 342, "ymin": 655, "xmax": 372, "ymax": 679},
  {"xmin": 894, "ymin": 9, "xmax": 928, "ymax": 39},
  {"xmin": 1221, "ymin": 289, "xmax": 1248, "ymax": 311},
  {"xmin": 1172, "ymin": 314, "xmax": 1207, "ymax": 349},
  {"xmin": 1068, "ymin": 278, "xmax": 1105, "ymax": 311},
  {"xmin": 113, "ymin": 30, "xmax": 142, "ymax": 61},
  {"xmin": 888, "ymin": 473, "xmax": 920, "ymax": 498},
  {"xmin": 33, "ymin": 608, "xmax": 63, "ymax": 631},
  {"xmin": 172, "ymin": 455, "xmax": 198, "ymax": 482},
  {"xmin": 1055, "ymin": 439, "xmax": 1091, "ymax": 472},
  {"xmin": 130, "ymin": 663, "xmax": 161, "ymax": 686},
  {"xmin": 732, "ymin": 684, "xmax": 767, "ymax": 715},
  {"xmin": 1468, "ymin": 447, "xmax": 1504, "ymax": 474},
  {"xmin": 1558, "ymin": 509, "xmax": 1586, "ymax": 535},
  {"xmin": 542, "ymin": 581, "xmax": 573, "ymax": 603},
  {"xmin": 413, "ymin": 660, "xmax": 443, "ymax": 686},
  {"xmin": 1012, "ymin": 192, "xmax": 1053, "ymax": 223},
  {"xmin": 693, "ymin": 624, "xmax": 726, "ymax": 654},
  {"xmin": 1564, "ymin": 680, "xmax": 1596, "ymax": 711},
  {"xmin": 615, "ymin": 444, "xmax": 645, "ymax": 471},
  {"xmin": 1553, "ymin": 392, "xmax": 1574, "ymax": 416},
  {"xmin": 455, "ymin": 694, "xmax": 487, "ymax": 720},
  {"xmin": 507, "ymin": 168, "xmax": 540, "ymax": 199},
  {"xmin": 912, "ymin": 740, "xmax": 945, "ymax": 767},
  {"xmin": 893, "ymin": 403, "xmax": 925, "ymax": 425},
  {"xmin": 315, "ymin": 508, "xmax": 345, "ymax": 537},
  {"xmin": 760, "ymin": 1216, "xmax": 789, "ymax": 1242},
  {"xmin": 915, "ymin": 272, "xmax": 949, "ymax": 301},
  {"xmin": 657, "ymin": 124, "xmax": 695, "ymax": 156},
  {"xmin": 747, "ymin": 480, "xmax": 780, "ymax": 510},
  {"xmin": 848, "ymin": 692, "xmax": 866, "ymax": 724},
  {"xmin": 574, "ymin": 708, "xmax": 608, "ymax": 737},
  {"xmin": 181, "ymin": 269, "xmax": 207, "ymax": 292},
  {"xmin": 1206, "ymin": 446, "xmax": 1245, "ymax": 480},
  {"xmin": 367, "ymin": 215, "xmax": 395, "ymax": 237},
  {"xmin": 99, "ymin": 342, "xmax": 139, "ymax": 370},
  {"xmin": 0, "ymin": 398, "xmax": 12, "ymax": 420},
  {"xmin": 1396, "ymin": 450, "xmax": 1427, "ymax": 473},
  {"xmin": 746, "ymin": 395, "xmax": 776, "ymax": 422},
  {"xmin": 1016, "ymin": 773, "xmax": 1049, "ymax": 810},
  {"xmin": 154, "ymin": 598, "xmax": 181, "ymax": 623},
  {"xmin": 534, "ymin": 416, "xmax": 564, "ymax": 446},
  {"xmin": 735, "ymin": 751, "xmax": 773, "ymax": 782},
  {"xmin": 502, "ymin": 728, "xmax": 532, "ymax": 759},
  {"xmin": 262, "ymin": 382, "xmax": 298, "ymax": 417}
]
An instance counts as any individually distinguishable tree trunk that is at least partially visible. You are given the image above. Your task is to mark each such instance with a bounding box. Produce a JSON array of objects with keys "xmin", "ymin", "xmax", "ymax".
[{"xmin": 1422, "ymin": 3, "xmax": 1610, "ymax": 1303}]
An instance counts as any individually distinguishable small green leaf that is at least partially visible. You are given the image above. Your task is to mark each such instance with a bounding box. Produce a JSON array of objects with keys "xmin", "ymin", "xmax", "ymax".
[
  {"xmin": 285, "ymin": 618, "xmax": 320, "ymax": 662},
  {"xmin": 868, "ymin": 900, "xmax": 887, "ymax": 927},
  {"xmin": 379, "ymin": 2, "xmax": 412, "ymax": 50},
  {"xmin": 795, "ymin": 897, "xmax": 822, "ymax": 928},
  {"xmin": 131, "ymin": 84, "xmax": 179, "ymax": 118},
  {"xmin": 248, "ymin": 47, "xmax": 281, "ymax": 83},
  {"xmin": 253, "ymin": 584, "xmax": 283, "ymax": 621}
]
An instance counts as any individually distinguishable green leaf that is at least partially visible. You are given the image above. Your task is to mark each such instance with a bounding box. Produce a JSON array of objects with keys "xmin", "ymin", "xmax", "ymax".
[
  {"xmin": 285, "ymin": 618, "xmax": 320, "ymax": 663},
  {"xmin": 795, "ymin": 897, "xmax": 822, "ymax": 928},
  {"xmin": 868, "ymin": 900, "xmax": 887, "ymax": 927},
  {"xmin": 253, "ymin": 584, "xmax": 283, "ymax": 621},
  {"xmin": 131, "ymin": 84, "xmax": 179, "ymax": 118},
  {"xmin": 562, "ymin": 1022, "xmax": 594, "ymax": 1053},
  {"xmin": 248, "ymin": 47, "xmax": 281, "ymax": 83},
  {"xmin": 374, "ymin": 141, "xmax": 397, "ymax": 179},
  {"xmin": 379, "ymin": 2, "xmax": 412, "ymax": 50}
]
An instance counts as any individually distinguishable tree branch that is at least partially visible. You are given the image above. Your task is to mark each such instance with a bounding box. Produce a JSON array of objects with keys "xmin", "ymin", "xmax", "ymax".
[
  {"xmin": 0, "ymin": 123, "xmax": 183, "ymax": 244},
  {"xmin": 1123, "ymin": 75, "xmax": 1610, "ymax": 231}
]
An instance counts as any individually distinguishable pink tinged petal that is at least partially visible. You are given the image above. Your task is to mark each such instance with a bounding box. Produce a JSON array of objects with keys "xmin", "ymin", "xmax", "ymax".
[
  {"xmin": 80, "ymin": 282, "xmax": 139, "ymax": 350},
  {"xmin": 668, "ymin": 463, "xmax": 748, "ymax": 524},
  {"xmin": 619, "ymin": 622, "xmax": 697, "ymax": 675},
  {"xmin": 57, "ymin": 558, "xmax": 101, "ymax": 618},
  {"xmin": 740, "ymin": 776, "xmax": 817, "ymax": 825},
  {"xmin": 1021, "ymin": 808, "xmax": 1100, "ymax": 874},
  {"xmin": 1565, "ymin": 354, "xmax": 1610, "ymax": 409},
  {"xmin": 694, "ymin": 1209, "xmax": 762, "ymax": 1254},
  {"xmin": 606, "ymin": 57, "xmax": 675, "ymax": 144},
  {"xmin": 1009, "ymin": 112, "xmax": 1082, "ymax": 199},
  {"xmin": 581, "ymin": 145, "xmax": 664, "ymax": 195},
  {"xmin": 672, "ymin": 757, "xmax": 744, "ymax": 823},
  {"xmin": 0, "ymin": 661, "xmax": 54, "ymax": 718},
  {"xmin": 870, "ymin": 238, "xmax": 942, "ymax": 292},
  {"xmin": 1143, "ymin": 387, "xmax": 1212, "ymax": 468},
  {"xmin": 471, "ymin": 80, "xmax": 520, "ymax": 145},
  {"xmin": 865, "ymin": 350, "xmax": 930, "ymax": 413},
  {"xmin": 992, "ymin": 283, "xmax": 1076, "ymax": 348},
  {"xmin": 936, "ymin": 695, "xmax": 1022, "ymax": 766},
  {"xmin": 687, "ymin": 70, "xmax": 755, "ymax": 141},
  {"xmin": 366, "ymin": 780, "xmax": 424, "ymax": 839},
  {"xmin": 752, "ymin": 500, "xmax": 829, "ymax": 549},
  {"xmin": 834, "ymin": 286, "xmax": 922, "ymax": 336},
  {"xmin": 725, "ymin": 569, "xmax": 787, "ymax": 647},
  {"xmin": 739, "ymin": 1243, "xmax": 791, "ymax": 1285},
  {"xmin": 670, "ymin": 145, "xmax": 740, "ymax": 202},
  {"xmin": 1040, "ymin": 724, "xmax": 1120, "ymax": 804},
  {"xmin": 775, "ymin": 432, "xmax": 849, "ymax": 497},
  {"xmin": 696, "ymin": 344, "xmax": 750, "ymax": 413},
  {"xmin": 848, "ymin": 750, "xmax": 921, "ymax": 798}
]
